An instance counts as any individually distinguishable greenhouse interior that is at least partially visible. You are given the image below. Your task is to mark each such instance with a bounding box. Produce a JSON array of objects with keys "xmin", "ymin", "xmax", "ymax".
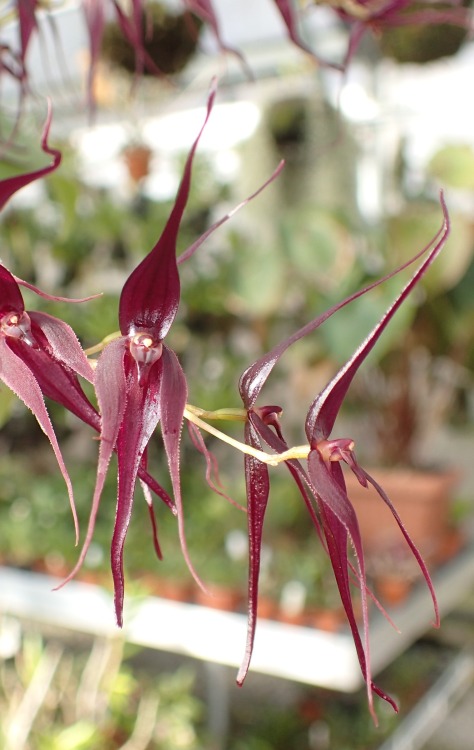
[{"xmin": 1, "ymin": 1, "xmax": 474, "ymax": 749}]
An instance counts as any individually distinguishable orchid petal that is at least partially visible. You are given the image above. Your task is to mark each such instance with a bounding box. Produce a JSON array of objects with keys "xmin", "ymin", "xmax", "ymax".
[
  {"xmin": 240, "ymin": 195, "xmax": 449, "ymax": 410},
  {"xmin": 8, "ymin": 332, "xmax": 100, "ymax": 431},
  {"xmin": 140, "ymin": 476, "xmax": 163, "ymax": 561},
  {"xmin": 118, "ymin": 80, "xmax": 217, "ymax": 339},
  {"xmin": 0, "ymin": 102, "xmax": 61, "ymax": 210},
  {"xmin": 112, "ymin": 348, "xmax": 163, "ymax": 624},
  {"xmin": 14, "ymin": 276, "xmax": 102, "ymax": 303},
  {"xmin": 0, "ymin": 264, "xmax": 25, "ymax": 314},
  {"xmin": 160, "ymin": 346, "xmax": 206, "ymax": 590},
  {"xmin": 57, "ymin": 336, "xmax": 129, "ymax": 595},
  {"xmin": 178, "ymin": 161, "xmax": 285, "ymax": 265},
  {"xmin": 363, "ymin": 468, "xmax": 439, "ymax": 626},
  {"xmin": 29, "ymin": 311, "xmax": 95, "ymax": 384},
  {"xmin": 307, "ymin": 450, "xmax": 398, "ymax": 719},
  {"xmin": 237, "ymin": 420, "xmax": 271, "ymax": 686},
  {"xmin": 0, "ymin": 337, "xmax": 78, "ymax": 540},
  {"xmin": 0, "ymin": 267, "xmax": 96, "ymax": 423},
  {"xmin": 187, "ymin": 421, "xmax": 245, "ymax": 511},
  {"xmin": 306, "ymin": 193, "xmax": 450, "ymax": 443},
  {"xmin": 248, "ymin": 410, "xmax": 323, "ymax": 539},
  {"xmin": 57, "ymin": 338, "xmax": 175, "ymax": 597}
]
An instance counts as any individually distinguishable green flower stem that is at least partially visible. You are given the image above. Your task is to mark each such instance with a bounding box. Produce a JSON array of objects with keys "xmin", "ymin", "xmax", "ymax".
[
  {"xmin": 185, "ymin": 404, "xmax": 247, "ymax": 421},
  {"xmin": 85, "ymin": 337, "xmax": 310, "ymax": 465},
  {"xmin": 183, "ymin": 406, "xmax": 310, "ymax": 466},
  {"xmin": 85, "ymin": 330, "xmax": 122, "ymax": 356},
  {"xmin": 183, "ymin": 408, "xmax": 281, "ymax": 466},
  {"xmin": 272, "ymin": 445, "xmax": 311, "ymax": 462}
]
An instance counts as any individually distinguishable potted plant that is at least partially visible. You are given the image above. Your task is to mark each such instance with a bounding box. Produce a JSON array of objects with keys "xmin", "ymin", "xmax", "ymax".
[
  {"xmin": 378, "ymin": 1, "xmax": 472, "ymax": 64},
  {"xmin": 101, "ymin": 1, "xmax": 202, "ymax": 77},
  {"xmin": 122, "ymin": 140, "xmax": 153, "ymax": 184}
]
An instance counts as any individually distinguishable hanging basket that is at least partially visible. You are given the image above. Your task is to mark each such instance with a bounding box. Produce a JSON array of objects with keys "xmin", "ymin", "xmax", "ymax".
[{"xmin": 102, "ymin": 3, "xmax": 202, "ymax": 76}]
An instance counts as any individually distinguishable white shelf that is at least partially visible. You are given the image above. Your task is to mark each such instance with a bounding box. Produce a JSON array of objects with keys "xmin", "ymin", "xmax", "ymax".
[{"xmin": 2, "ymin": 544, "xmax": 474, "ymax": 693}]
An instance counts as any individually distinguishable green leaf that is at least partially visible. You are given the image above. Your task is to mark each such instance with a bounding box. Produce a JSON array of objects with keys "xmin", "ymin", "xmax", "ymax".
[
  {"xmin": 45, "ymin": 721, "xmax": 99, "ymax": 750},
  {"xmin": 428, "ymin": 144, "xmax": 474, "ymax": 190}
]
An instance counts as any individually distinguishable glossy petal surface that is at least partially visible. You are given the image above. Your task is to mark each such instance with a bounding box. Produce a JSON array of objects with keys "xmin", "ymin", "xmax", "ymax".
[{"xmin": 119, "ymin": 82, "xmax": 217, "ymax": 339}]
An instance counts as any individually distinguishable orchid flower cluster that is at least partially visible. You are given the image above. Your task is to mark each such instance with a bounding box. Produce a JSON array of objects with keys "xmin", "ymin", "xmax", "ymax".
[
  {"xmin": 1, "ymin": 0, "xmax": 465, "ymax": 725},
  {"xmin": 0, "ymin": 77, "xmax": 451, "ymax": 720}
]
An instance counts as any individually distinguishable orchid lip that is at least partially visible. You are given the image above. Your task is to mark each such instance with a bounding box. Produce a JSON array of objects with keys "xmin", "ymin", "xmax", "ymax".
[
  {"xmin": 128, "ymin": 330, "xmax": 163, "ymax": 386},
  {"xmin": 0, "ymin": 311, "xmax": 37, "ymax": 348},
  {"xmin": 316, "ymin": 437, "xmax": 355, "ymax": 462}
]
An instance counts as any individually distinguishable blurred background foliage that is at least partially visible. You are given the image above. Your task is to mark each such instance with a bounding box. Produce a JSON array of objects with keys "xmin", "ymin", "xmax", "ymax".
[{"xmin": 0, "ymin": 621, "xmax": 457, "ymax": 750}]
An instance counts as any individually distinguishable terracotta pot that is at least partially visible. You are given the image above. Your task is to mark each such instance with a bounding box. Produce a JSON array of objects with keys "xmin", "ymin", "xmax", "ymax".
[
  {"xmin": 375, "ymin": 575, "xmax": 413, "ymax": 607},
  {"xmin": 345, "ymin": 468, "xmax": 458, "ymax": 564},
  {"xmin": 257, "ymin": 596, "xmax": 279, "ymax": 620},
  {"xmin": 155, "ymin": 577, "xmax": 194, "ymax": 603},
  {"xmin": 306, "ymin": 607, "xmax": 344, "ymax": 632},
  {"xmin": 194, "ymin": 585, "xmax": 243, "ymax": 612},
  {"xmin": 122, "ymin": 145, "xmax": 153, "ymax": 183},
  {"xmin": 436, "ymin": 527, "xmax": 465, "ymax": 565},
  {"xmin": 276, "ymin": 608, "xmax": 307, "ymax": 626}
]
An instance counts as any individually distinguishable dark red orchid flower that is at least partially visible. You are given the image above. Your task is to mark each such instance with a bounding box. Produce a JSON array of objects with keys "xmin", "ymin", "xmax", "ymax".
[
  {"xmin": 0, "ymin": 263, "xmax": 97, "ymax": 540},
  {"xmin": 61, "ymin": 80, "xmax": 281, "ymax": 625},
  {"xmin": 0, "ymin": 104, "xmax": 179, "ymax": 547},
  {"xmin": 238, "ymin": 193, "xmax": 449, "ymax": 720},
  {"xmin": 2, "ymin": 263, "xmax": 174, "ymax": 521},
  {"xmin": 90, "ymin": 84, "xmax": 217, "ymax": 625}
]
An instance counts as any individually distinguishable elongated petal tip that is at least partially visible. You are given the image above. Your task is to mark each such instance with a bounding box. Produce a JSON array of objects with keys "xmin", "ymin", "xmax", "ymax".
[
  {"xmin": 306, "ymin": 192, "xmax": 450, "ymax": 443},
  {"xmin": 119, "ymin": 82, "xmax": 217, "ymax": 339},
  {"xmin": 0, "ymin": 101, "xmax": 61, "ymax": 211},
  {"xmin": 0, "ymin": 264, "xmax": 25, "ymax": 315}
]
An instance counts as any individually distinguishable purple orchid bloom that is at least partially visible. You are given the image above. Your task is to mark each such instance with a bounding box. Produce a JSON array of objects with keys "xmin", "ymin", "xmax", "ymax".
[
  {"xmin": 68, "ymin": 89, "xmax": 217, "ymax": 625},
  {"xmin": 62, "ymin": 80, "xmax": 282, "ymax": 625},
  {"xmin": 238, "ymin": 194, "xmax": 449, "ymax": 719},
  {"xmin": 0, "ymin": 263, "xmax": 173, "ymax": 529},
  {"xmin": 0, "ymin": 263, "xmax": 97, "ymax": 541},
  {"xmin": 0, "ymin": 104, "xmax": 179, "ymax": 544},
  {"xmin": 0, "ymin": 43, "xmax": 255, "ymax": 551}
]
